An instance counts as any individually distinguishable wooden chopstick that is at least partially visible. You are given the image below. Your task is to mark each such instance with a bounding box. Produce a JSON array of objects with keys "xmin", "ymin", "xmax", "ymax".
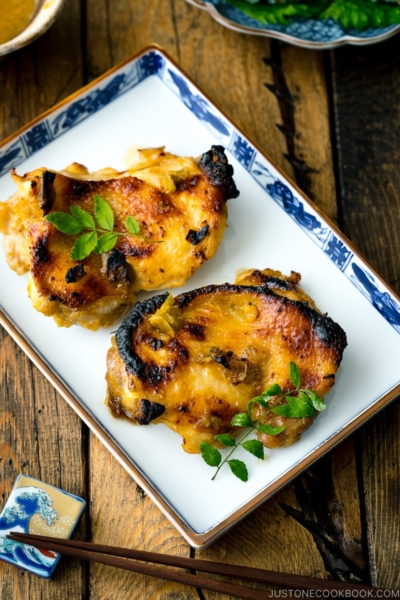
[
  {"xmin": 8, "ymin": 532, "xmax": 269, "ymax": 600},
  {"xmin": 8, "ymin": 532, "xmax": 382, "ymax": 597}
]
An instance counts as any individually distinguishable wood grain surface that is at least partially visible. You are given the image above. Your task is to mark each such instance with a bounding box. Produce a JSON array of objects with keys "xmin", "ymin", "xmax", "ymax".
[
  {"xmin": 0, "ymin": 0, "xmax": 399, "ymax": 598},
  {"xmin": 332, "ymin": 38, "xmax": 400, "ymax": 589}
]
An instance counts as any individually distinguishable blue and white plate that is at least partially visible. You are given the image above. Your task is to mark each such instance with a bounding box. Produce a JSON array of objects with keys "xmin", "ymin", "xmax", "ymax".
[
  {"xmin": 1, "ymin": 46, "xmax": 400, "ymax": 548},
  {"xmin": 187, "ymin": 0, "xmax": 400, "ymax": 49}
]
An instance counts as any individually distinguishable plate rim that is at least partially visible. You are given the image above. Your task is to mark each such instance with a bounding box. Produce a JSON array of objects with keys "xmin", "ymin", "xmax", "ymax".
[
  {"xmin": 187, "ymin": 0, "xmax": 400, "ymax": 50},
  {"xmin": 1, "ymin": 44, "xmax": 400, "ymax": 548}
]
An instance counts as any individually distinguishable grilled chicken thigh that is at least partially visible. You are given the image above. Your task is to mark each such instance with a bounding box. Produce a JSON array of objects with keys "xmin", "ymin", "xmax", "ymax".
[
  {"xmin": 0, "ymin": 146, "xmax": 238, "ymax": 329},
  {"xmin": 106, "ymin": 268, "xmax": 347, "ymax": 453}
]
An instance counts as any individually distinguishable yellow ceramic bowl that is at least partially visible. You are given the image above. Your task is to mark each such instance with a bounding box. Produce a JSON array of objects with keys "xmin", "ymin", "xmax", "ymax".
[{"xmin": 0, "ymin": 0, "xmax": 65, "ymax": 57}]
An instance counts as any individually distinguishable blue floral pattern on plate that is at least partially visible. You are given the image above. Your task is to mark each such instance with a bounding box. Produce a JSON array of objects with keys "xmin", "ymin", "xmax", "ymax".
[
  {"xmin": 349, "ymin": 262, "xmax": 400, "ymax": 332},
  {"xmin": 189, "ymin": 0, "xmax": 400, "ymax": 48}
]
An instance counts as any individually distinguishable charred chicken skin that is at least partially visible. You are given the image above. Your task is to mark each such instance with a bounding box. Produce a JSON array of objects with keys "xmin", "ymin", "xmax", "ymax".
[
  {"xmin": 106, "ymin": 268, "xmax": 347, "ymax": 453},
  {"xmin": 0, "ymin": 146, "xmax": 239, "ymax": 330}
]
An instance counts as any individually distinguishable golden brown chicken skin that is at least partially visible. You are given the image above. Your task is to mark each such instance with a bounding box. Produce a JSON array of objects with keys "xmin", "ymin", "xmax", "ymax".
[
  {"xmin": 106, "ymin": 268, "xmax": 347, "ymax": 453},
  {"xmin": 0, "ymin": 146, "xmax": 239, "ymax": 329}
]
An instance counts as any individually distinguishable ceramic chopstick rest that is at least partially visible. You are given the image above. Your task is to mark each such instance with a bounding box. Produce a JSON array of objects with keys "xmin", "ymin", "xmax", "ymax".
[{"xmin": 0, "ymin": 474, "xmax": 85, "ymax": 578}]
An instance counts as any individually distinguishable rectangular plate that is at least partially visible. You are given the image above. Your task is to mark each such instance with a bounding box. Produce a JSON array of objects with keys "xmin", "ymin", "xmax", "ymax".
[{"xmin": 1, "ymin": 46, "xmax": 400, "ymax": 548}]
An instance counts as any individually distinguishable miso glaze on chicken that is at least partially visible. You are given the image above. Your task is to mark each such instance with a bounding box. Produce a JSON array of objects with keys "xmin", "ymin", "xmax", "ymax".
[
  {"xmin": 106, "ymin": 268, "xmax": 347, "ymax": 453},
  {"xmin": 0, "ymin": 145, "xmax": 239, "ymax": 330}
]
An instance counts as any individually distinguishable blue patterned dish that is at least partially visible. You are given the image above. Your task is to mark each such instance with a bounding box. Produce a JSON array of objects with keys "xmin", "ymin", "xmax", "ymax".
[
  {"xmin": 0, "ymin": 46, "xmax": 400, "ymax": 549},
  {"xmin": 0, "ymin": 475, "xmax": 85, "ymax": 578},
  {"xmin": 187, "ymin": 0, "xmax": 400, "ymax": 49}
]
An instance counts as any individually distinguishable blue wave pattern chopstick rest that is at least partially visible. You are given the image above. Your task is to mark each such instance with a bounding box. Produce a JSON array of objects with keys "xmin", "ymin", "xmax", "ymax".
[{"xmin": 0, "ymin": 474, "xmax": 85, "ymax": 578}]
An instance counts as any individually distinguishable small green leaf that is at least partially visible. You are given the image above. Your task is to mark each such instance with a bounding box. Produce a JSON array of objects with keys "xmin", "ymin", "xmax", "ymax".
[
  {"xmin": 285, "ymin": 394, "xmax": 315, "ymax": 417},
  {"xmin": 289, "ymin": 361, "xmax": 301, "ymax": 388},
  {"xmin": 241, "ymin": 439, "xmax": 264, "ymax": 460},
  {"xmin": 70, "ymin": 205, "xmax": 95, "ymax": 230},
  {"xmin": 247, "ymin": 398, "xmax": 267, "ymax": 416},
  {"xmin": 126, "ymin": 215, "xmax": 140, "ymax": 236},
  {"xmin": 299, "ymin": 390, "xmax": 313, "ymax": 407},
  {"xmin": 95, "ymin": 233, "xmax": 119, "ymax": 254},
  {"xmin": 199, "ymin": 441, "xmax": 221, "ymax": 467},
  {"xmin": 257, "ymin": 424, "xmax": 285, "ymax": 436},
  {"xmin": 94, "ymin": 195, "xmax": 114, "ymax": 231},
  {"xmin": 249, "ymin": 395, "xmax": 269, "ymax": 409},
  {"xmin": 231, "ymin": 413, "xmax": 253, "ymax": 428},
  {"xmin": 265, "ymin": 383, "xmax": 283, "ymax": 396},
  {"xmin": 45, "ymin": 212, "xmax": 83, "ymax": 235},
  {"xmin": 247, "ymin": 400, "xmax": 255, "ymax": 415},
  {"xmin": 214, "ymin": 434, "xmax": 236, "ymax": 447},
  {"xmin": 70, "ymin": 231, "xmax": 98, "ymax": 260},
  {"xmin": 272, "ymin": 396, "xmax": 315, "ymax": 419},
  {"xmin": 228, "ymin": 459, "xmax": 248, "ymax": 482},
  {"xmin": 304, "ymin": 389, "xmax": 327, "ymax": 412},
  {"xmin": 270, "ymin": 403, "xmax": 293, "ymax": 418}
]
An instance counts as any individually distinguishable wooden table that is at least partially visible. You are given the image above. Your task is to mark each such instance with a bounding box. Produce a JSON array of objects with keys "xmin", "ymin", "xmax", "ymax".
[{"xmin": 1, "ymin": 1, "xmax": 400, "ymax": 597}]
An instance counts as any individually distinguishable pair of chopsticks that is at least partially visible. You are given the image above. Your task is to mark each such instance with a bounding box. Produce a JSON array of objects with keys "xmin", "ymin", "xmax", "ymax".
[{"xmin": 8, "ymin": 532, "xmax": 382, "ymax": 599}]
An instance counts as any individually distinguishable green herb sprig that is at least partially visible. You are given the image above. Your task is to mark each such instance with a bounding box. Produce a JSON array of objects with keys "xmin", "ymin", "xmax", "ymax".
[
  {"xmin": 199, "ymin": 361, "xmax": 326, "ymax": 482},
  {"xmin": 45, "ymin": 195, "xmax": 161, "ymax": 261}
]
